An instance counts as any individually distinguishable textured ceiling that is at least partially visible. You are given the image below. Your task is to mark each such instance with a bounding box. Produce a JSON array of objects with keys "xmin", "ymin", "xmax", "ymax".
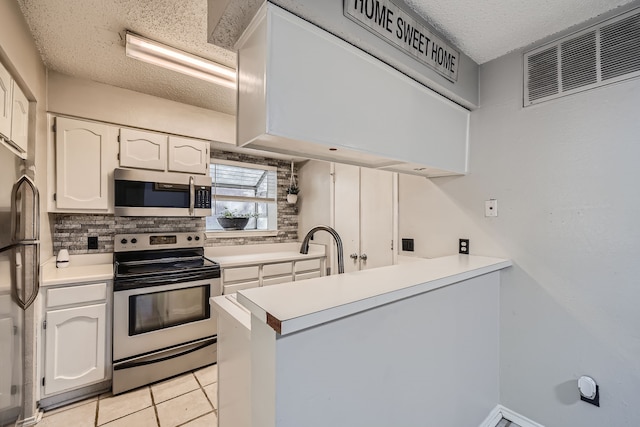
[
  {"xmin": 16, "ymin": 0, "xmax": 637, "ymax": 116},
  {"xmin": 17, "ymin": 0, "xmax": 237, "ymax": 115},
  {"xmin": 403, "ymin": 0, "xmax": 636, "ymax": 64}
]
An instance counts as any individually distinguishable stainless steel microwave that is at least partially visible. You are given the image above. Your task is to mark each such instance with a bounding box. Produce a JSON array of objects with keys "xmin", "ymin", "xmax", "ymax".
[{"xmin": 114, "ymin": 168, "xmax": 212, "ymax": 217}]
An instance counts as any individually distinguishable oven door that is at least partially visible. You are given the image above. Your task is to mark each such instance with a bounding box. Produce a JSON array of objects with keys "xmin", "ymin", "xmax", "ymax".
[{"xmin": 113, "ymin": 277, "xmax": 221, "ymax": 361}]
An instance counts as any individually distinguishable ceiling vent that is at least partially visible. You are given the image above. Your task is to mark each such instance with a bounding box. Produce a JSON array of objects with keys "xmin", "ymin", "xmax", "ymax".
[{"xmin": 524, "ymin": 8, "xmax": 640, "ymax": 106}]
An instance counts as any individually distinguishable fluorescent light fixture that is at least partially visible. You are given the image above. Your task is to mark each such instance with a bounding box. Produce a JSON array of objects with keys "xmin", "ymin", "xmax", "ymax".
[{"xmin": 125, "ymin": 32, "xmax": 236, "ymax": 89}]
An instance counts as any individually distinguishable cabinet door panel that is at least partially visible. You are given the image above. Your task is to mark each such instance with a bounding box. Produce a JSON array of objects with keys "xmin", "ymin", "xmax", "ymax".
[
  {"xmin": 333, "ymin": 163, "xmax": 360, "ymax": 274},
  {"xmin": 119, "ymin": 128, "xmax": 167, "ymax": 171},
  {"xmin": 44, "ymin": 303, "xmax": 106, "ymax": 396},
  {"xmin": 223, "ymin": 281, "xmax": 260, "ymax": 295},
  {"xmin": 10, "ymin": 82, "xmax": 28, "ymax": 154},
  {"xmin": 56, "ymin": 118, "xmax": 114, "ymax": 210},
  {"xmin": 168, "ymin": 136, "xmax": 209, "ymax": 174},
  {"xmin": 360, "ymin": 168, "xmax": 394, "ymax": 270},
  {"xmin": 0, "ymin": 62, "xmax": 11, "ymax": 140}
]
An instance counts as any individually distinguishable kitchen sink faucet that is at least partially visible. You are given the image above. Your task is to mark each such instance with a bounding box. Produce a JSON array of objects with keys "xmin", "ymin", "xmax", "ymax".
[{"xmin": 300, "ymin": 225, "xmax": 345, "ymax": 274}]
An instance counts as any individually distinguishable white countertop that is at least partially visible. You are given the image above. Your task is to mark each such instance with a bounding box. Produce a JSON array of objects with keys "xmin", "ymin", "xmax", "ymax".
[
  {"xmin": 236, "ymin": 255, "xmax": 511, "ymax": 335},
  {"xmin": 41, "ymin": 254, "xmax": 114, "ymax": 287},
  {"xmin": 205, "ymin": 243, "xmax": 325, "ymax": 268}
]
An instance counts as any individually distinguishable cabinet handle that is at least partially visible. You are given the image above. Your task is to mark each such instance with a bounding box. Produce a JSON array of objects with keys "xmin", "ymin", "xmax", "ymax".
[
  {"xmin": 349, "ymin": 253, "xmax": 358, "ymax": 260},
  {"xmin": 360, "ymin": 254, "xmax": 368, "ymax": 261}
]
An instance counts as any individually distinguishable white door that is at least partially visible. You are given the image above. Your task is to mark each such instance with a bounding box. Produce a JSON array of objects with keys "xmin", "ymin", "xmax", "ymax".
[
  {"xmin": 0, "ymin": 63, "xmax": 11, "ymax": 141},
  {"xmin": 333, "ymin": 163, "xmax": 360, "ymax": 274},
  {"xmin": 359, "ymin": 167, "xmax": 394, "ymax": 270},
  {"xmin": 168, "ymin": 136, "xmax": 209, "ymax": 174},
  {"xmin": 333, "ymin": 164, "xmax": 394, "ymax": 273},
  {"xmin": 55, "ymin": 117, "xmax": 114, "ymax": 210},
  {"xmin": 119, "ymin": 128, "xmax": 167, "ymax": 171},
  {"xmin": 44, "ymin": 303, "xmax": 106, "ymax": 396},
  {"xmin": 9, "ymin": 82, "xmax": 28, "ymax": 154}
]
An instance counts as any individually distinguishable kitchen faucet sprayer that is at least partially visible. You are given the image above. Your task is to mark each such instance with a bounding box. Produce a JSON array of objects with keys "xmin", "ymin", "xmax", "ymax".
[{"xmin": 300, "ymin": 225, "xmax": 345, "ymax": 274}]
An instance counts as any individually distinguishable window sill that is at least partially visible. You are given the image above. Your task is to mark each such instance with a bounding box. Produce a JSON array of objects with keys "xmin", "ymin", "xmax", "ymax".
[{"xmin": 205, "ymin": 230, "xmax": 279, "ymax": 239}]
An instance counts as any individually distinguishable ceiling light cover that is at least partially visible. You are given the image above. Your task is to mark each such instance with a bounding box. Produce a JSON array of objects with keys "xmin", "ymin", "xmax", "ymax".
[{"xmin": 125, "ymin": 32, "xmax": 236, "ymax": 89}]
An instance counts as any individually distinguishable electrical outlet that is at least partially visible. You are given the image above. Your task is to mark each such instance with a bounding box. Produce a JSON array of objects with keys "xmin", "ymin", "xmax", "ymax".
[
  {"xmin": 88, "ymin": 236, "xmax": 98, "ymax": 250},
  {"xmin": 459, "ymin": 239, "xmax": 469, "ymax": 254},
  {"xmin": 401, "ymin": 238, "xmax": 414, "ymax": 252}
]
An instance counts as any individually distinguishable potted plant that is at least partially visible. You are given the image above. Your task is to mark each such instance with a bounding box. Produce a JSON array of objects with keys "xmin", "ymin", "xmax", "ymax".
[
  {"xmin": 286, "ymin": 184, "xmax": 299, "ymax": 204},
  {"xmin": 216, "ymin": 208, "xmax": 257, "ymax": 230}
]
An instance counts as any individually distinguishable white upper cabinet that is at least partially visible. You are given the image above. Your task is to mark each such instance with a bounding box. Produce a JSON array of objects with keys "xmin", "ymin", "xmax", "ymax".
[
  {"xmin": 167, "ymin": 136, "xmax": 209, "ymax": 174},
  {"xmin": 0, "ymin": 62, "xmax": 11, "ymax": 142},
  {"xmin": 55, "ymin": 117, "xmax": 117, "ymax": 211},
  {"xmin": 236, "ymin": 4, "xmax": 469, "ymax": 177},
  {"xmin": 10, "ymin": 82, "xmax": 28, "ymax": 154},
  {"xmin": 119, "ymin": 128, "xmax": 167, "ymax": 171},
  {"xmin": 120, "ymin": 130, "xmax": 209, "ymax": 175}
]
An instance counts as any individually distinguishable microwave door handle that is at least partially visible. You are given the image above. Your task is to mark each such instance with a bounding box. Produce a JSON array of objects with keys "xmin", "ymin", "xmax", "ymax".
[{"xmin": 189, "ymin": 176, "xmax": 195, "ymax": 216}]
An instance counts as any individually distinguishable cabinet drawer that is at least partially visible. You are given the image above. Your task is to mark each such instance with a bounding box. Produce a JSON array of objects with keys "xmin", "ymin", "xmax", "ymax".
[
  {"xmin": 294, "ymin": 259, "xmax": 322, "ymax": 273},
  {"xmin": 223, "ymin": 281, "xmax": 260, "ymax": 295},
  {"xmin": 263, "ymin": 275, "xmax": 293, "ymax": 287},
  {"xmin": 47, "ymin": 282, "xmax": 108, "ymax": 308},
  {"xmin": 223, "ymin": 266, "xmax": 259, "ymax": 283},
  {"xmin": 295, "ymin": 271, "xmax": 321, "ymax": 282},
  {"xmin": 263, "ymin": 262, "xmax": 292, "ymax": 277}
]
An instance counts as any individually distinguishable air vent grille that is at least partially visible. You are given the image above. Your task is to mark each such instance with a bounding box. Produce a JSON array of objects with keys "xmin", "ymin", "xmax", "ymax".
[
  {"xmin": 601, "ymin": 13, "xmax": 640, "ymax": 80},
  {"xmin": 524, "ymin": 8, "xmax": 640, "ymax": 106},
  {"xmin": 527, "ymin": 47, "xmax": 559, "ymax": 101}
]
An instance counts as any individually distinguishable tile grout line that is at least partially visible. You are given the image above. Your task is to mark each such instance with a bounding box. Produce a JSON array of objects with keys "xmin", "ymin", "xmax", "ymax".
[{"xmin": 149, "ymin": 385, "xmax": 161, "ymax": 427}]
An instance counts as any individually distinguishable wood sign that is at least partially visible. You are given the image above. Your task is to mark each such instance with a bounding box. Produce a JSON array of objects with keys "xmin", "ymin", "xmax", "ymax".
[{"xmin": 344, "ymin": 0, "xmax": 460, "ymax": 82}]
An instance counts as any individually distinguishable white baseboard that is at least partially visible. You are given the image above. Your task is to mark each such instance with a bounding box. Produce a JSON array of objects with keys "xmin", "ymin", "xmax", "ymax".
[{"xmin": 479, "ymin": 405, "xmax": 545, "ymax": 427}]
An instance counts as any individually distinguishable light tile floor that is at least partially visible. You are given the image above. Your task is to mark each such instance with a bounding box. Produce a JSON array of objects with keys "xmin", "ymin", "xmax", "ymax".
[{"xmin": 37, "ymin": 364, "xmax": 218, "ymax": 427}]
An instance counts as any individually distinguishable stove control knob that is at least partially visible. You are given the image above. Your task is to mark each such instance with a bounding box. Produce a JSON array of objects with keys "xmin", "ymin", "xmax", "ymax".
[
  {"xmin": 187, "ymin": 236, "xmax": 193, "ymax": 241},
  {"xmin": 131, "ymin": 238, "xmax": 137, "ymax": 244},
  {"xmin": 195, "ymin": 236, "xmax": 200, "ymax": 241},
  {"xmin": 120, "ymin": 238, "xmax": 128, "ymax": 245}
]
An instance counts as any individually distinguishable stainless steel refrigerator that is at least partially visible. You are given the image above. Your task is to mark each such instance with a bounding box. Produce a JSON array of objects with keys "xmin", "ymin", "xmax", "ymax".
[{"xmin": 0, "ymin": 141, "xmax": 39, "ymax": 426}]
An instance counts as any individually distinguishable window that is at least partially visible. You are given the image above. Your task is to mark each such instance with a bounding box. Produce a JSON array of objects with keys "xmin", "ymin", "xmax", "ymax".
[{"xmin": 206, "ymin": 159, "xmax": 278, "ymax": 232}]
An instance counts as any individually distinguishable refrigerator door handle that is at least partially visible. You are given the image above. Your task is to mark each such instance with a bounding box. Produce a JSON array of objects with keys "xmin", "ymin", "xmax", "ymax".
[{"xmin": 8, "ymin": 175, "xmax": 41, "ymax": 310}]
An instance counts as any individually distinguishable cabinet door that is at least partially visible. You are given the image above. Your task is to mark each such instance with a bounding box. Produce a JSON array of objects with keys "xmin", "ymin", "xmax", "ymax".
[
  {"xmin": 119, "ymin": 128, "xmax": 167, "ymax": 171},
  {"xmin": 0, "ymin": 62, "xmax": 11, "ymax": 140},
  {"xmin": 168, "ymin": 136, "xmax": 209, "ymax": 174},
  {"xmin": 55, "ymin": 117, "xmax": 114, "ymax": 210},
  {"xmin": 10, "ymin": 82, "xmax": 28, "ymax": 154},
  {"xmin": 359, "ymin": 167, "xmax": 394, "ymax": 270},
  {"xmin": 44, "ymin": 303, "xmax": 106, "ymax": 396},
  {"xmin": 334, "ymin": 163, "xmax": 361, "ymax": 274}
]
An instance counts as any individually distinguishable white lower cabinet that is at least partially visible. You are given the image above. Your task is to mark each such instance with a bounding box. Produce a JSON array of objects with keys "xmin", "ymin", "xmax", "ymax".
[
  {"xmin": 221, "ymin": 259, "xmax": 324, "ymax": 294},
  {"xmin": 41, "ymin": 281, "xmax": 110, "ymax": 399},
  {"xmin": 44, "ymin": 304, "xmax": 106, "ymax": 396}
]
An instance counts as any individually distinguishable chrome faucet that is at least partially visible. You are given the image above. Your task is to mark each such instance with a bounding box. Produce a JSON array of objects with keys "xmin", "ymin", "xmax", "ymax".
[{"xmin": 300, "ymin": 225, "xmax": 344, "ymax": 274}]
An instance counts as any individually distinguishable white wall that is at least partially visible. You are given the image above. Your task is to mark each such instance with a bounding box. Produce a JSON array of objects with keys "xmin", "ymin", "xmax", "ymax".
[
  {"xmin": 297, "ymin": 160, "xmax": 334, "ymax": 271},
  {"xmin": 399, "ymin": 49, "xmax": 640, "ymax": 425},
  {"xmin": 47, "ymin": 71, "xmax": 235, "ymax": 144},
  {"xmin": 254, "ymin": 272, "xmax": 500, "ymax": 427}
]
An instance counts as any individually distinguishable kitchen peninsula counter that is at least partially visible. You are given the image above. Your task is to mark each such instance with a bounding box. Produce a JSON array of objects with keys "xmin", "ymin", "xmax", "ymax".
[
  {"xmin": 236, "ymin": 254, "xmax": 511, "ymax": 334},
  {"xmin": 217, "ymin": 254, "xmax": 512, "ymax": 427}
]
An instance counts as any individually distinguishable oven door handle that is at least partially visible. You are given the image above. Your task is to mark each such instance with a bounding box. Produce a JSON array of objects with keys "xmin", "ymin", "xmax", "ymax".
[
  {"xmin": 113, "ymin": 338, "xmax": 217, "ymax": 371},
  {"xmin": 115, "ymin": 273, "xmax": 219, "ymax": 288}
]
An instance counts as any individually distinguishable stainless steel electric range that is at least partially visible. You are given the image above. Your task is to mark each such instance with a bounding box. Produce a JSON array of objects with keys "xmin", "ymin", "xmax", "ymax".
[{"xmin": 112, "ymin": 232, "xmax": 221, "ymax": 395}]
